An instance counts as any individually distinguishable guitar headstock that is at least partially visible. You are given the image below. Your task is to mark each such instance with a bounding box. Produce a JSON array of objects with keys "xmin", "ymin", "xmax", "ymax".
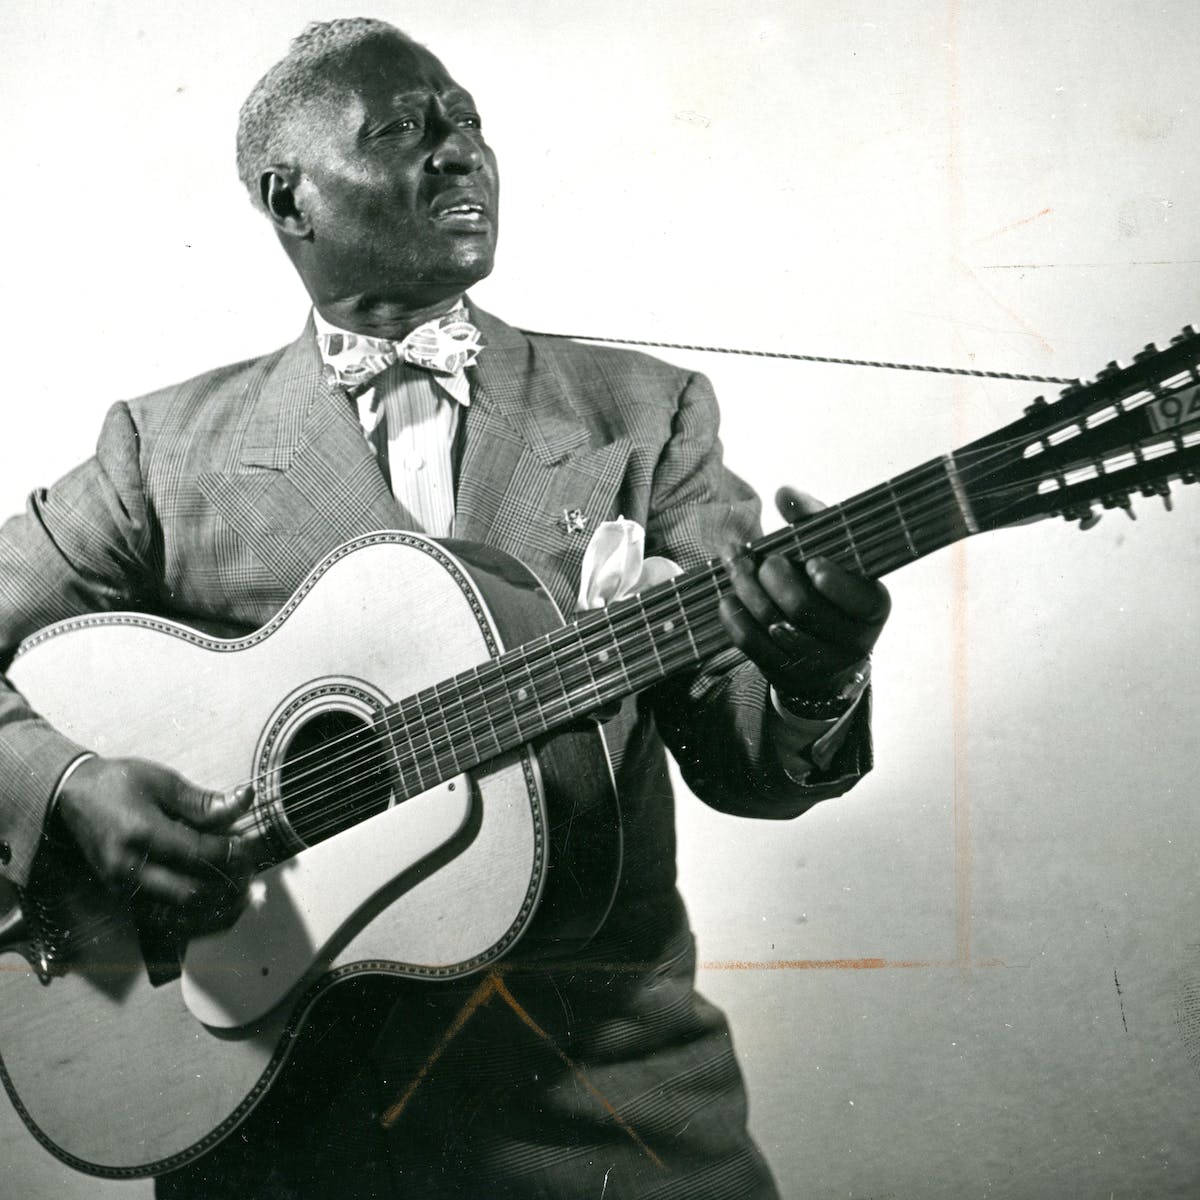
[{"xmin": 957, "ymin": 325, "xmax": 1200, "ymax": 532}]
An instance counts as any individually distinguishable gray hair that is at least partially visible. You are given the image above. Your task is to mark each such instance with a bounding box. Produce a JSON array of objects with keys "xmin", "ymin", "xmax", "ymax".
[{"xmin": 235, "ymin": 18, "xmax": 417, "ymax": 211}]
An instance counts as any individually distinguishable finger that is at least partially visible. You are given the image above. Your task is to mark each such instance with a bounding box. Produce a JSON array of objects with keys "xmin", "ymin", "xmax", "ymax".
[
  {"xmin": 804, "ymin": 556, "xmax": 891, "ymax": 625},
  {"xmin": 133, "ymin": 873, "xmax": 249, "ymax": 934},
  {"xmin": 160, "ymin": 780, "xmax": 255, "ymax": 832},
  {"xmin": 775, "ymin": 486, "xmax": 827, "ymax": 524},
  {"xmin": 718, "ymin": 596, "xmax": 794, "ymax": 676},
  {"xmin": 145, "ymin": 819, "xmax": 247, "ymax": 879},
  {"xmin": 759, "ymin": 556, "xmax": 878, "ymax": 657},
  {"xmin": 130, "ymin": 861, "xmax": 201, "ymax": 908},
  {"xmin": 721, "ymin": 543, "xmax": 786, "ymax": 630}
]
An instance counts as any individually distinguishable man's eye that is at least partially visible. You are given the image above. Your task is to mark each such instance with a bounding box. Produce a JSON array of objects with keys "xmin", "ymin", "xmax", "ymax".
[{"xmin": 457, "ymin": 114, "xmax": 482, "ymax": 130}]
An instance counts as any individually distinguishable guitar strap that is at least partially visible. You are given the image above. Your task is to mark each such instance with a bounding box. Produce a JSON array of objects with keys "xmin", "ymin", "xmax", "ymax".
[{"xmin": 522, "ymin": 330, "xmax": 1076, "ymax": 386}]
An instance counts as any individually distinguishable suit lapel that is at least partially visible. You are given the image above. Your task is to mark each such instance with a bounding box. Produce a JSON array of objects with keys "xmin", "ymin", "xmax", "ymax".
[
  {"xmin": 457, "ymin": 306, "xmax": 631, "ymax": 614},
  {"xmin": 198, "ymin": 321, "xmax": 406, "ymax": 590},
  {"xmin": 199, "ymin": 308, "xmax": 630, "ymax": 613}
]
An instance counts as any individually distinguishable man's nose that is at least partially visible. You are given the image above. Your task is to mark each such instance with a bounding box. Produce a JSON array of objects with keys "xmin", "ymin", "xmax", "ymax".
[{"xmin": 428, "ymin": 125, "xmax": 484, "ymax": 175}]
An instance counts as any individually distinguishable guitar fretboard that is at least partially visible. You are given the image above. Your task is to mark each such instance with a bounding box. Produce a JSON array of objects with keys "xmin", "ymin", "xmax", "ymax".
[{"xmin": 376, "ymin": 453, "xmax": 976, "ymax": 801}]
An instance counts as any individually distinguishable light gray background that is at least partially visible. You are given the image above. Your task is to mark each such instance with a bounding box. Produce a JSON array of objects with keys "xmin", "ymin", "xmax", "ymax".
[{"xmin": 1, "ymin": 2, "xmax": 1197, "ymax": 1196}]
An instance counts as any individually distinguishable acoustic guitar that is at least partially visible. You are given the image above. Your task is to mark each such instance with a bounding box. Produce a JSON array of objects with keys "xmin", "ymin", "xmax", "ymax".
[{"xmin": 2, "ymin": 327, "xmax": 1199, "ymax": 1177}]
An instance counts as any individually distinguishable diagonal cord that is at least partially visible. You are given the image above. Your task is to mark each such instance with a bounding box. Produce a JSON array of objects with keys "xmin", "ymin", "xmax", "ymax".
[{"xmin": 521, "ymin": 330, "xmax": 1077, "ymax": 386}]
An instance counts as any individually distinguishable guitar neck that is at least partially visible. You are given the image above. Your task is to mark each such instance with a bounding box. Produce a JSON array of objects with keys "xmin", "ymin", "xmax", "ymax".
[{"xmin": 380, "ymin": 452, "xmax": 977, "ymax": 797}]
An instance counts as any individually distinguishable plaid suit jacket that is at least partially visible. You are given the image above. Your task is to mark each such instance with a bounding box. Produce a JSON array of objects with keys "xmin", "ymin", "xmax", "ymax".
[{"xmin": 0, "ymin": 306, "xmax": 869, "ymax": 888}]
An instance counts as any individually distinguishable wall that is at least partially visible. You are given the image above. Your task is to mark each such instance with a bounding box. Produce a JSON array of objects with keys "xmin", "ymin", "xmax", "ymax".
[{"xmin": 1, "ymin": 2, "xmax": 1197, "ymax": 1196}]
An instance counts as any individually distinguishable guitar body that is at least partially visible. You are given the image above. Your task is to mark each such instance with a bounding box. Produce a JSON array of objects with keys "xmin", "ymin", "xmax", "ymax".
[{"xmin": 0, "ymin": 532, "xmax": 621, "ymax": 1177}]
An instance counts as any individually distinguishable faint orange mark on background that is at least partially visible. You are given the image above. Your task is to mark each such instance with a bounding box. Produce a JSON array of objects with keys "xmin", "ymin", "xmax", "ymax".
[
  {"xmin": 971, "ymin": 207, "xmax": 1053, "ymax": 244},
  {"xmin": 380, "ymin": 968, "xmax": 666, "ymax": 1171},
  {"xmin": 701, "ymin": 957, "xmax": 1007, "ymax": 971}
]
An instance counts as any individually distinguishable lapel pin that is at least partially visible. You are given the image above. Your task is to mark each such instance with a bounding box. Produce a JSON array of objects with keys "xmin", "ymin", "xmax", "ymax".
[{"xmin": 558, "ymin": 508, "xmax": 589, "ymax": 535}]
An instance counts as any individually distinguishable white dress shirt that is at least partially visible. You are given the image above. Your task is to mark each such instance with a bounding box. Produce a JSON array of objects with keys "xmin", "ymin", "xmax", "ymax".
[{"xmin": 312, "ymin": 307, "xmax": 470, "ymax": 538}]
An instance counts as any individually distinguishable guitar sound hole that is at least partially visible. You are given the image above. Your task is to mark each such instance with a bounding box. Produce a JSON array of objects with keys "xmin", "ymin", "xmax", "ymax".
[{"xmin": 278, "ymin": 710, "xmax": 395, "ymax": 848}]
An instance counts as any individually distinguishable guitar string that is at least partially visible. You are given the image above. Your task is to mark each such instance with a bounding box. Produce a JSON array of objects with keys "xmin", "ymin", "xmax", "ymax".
[
  {"xmin": 253, "ymin": 459, "xmax": 1054, "ymax": 841},
  {"xmin": 47, "ymin": 429, "xmax": 1192, "ymax": 949},
  {"xmin": 237, "ymin": 383, "xmax": 1156, "ymax": 804},
  {"xmin": 245, "ymin": 423, "xmax": 1043, "ymax": 800},
  {"xmin": 254, "ymin": 476, "xmax": 968, "ymax": 822},
  {"xmin": 242, "ymin": 414, "xmax": 1160, "ymax": 835},
  {"xmin": 268, "ymin": 409, "xmax": 1200, "ymax": 843},
  {"xmin": 43, "ymin": 381, "xmax": 1200, "ymax": 951},
  {"xmin": 282, "ymin": 511, "xmax": 964, "ymax": 843},
  {"xmin": 145, "ymin": 420, "xmax": 1185, "ymax": 864},
  {"xmin": 250, "ymin": 614, "xmax": 739, "ymax": 853},
  {"xmin": 259, "ymin": 403, "xmax": 1110, "ymax": 813}
]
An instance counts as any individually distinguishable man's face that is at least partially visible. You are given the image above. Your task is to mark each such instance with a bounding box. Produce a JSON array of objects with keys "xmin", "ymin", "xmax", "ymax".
[{"xmin": 294, "ymin": 37, "xmax": 499, "ymax": 313}]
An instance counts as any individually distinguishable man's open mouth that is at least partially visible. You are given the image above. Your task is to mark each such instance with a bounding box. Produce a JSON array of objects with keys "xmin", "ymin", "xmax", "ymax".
[{"xmin": 431, "ymin": 198, "xmax": 490, "ymax": 224}]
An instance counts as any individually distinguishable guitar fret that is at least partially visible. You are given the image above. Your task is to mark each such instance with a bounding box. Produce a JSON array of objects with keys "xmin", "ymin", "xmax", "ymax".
[
  {"xmin": 601, "ymin": 606, "xmax": 636, "ymax": 699},
  {"xmin": 836, "ymin": 507, "xmax": 867, "ymax": 573},
  {"xmin": 413, "ymin": 686, "xmax": 447, "ymax": 790},
  {"xmin": 671, "ymin": 580, "xmax": 701, "ymax": 660},
  {"xmin": 466, "ymin": 662, "xmax": 504, "ymax": 761},
  {"xmin": 539, "ymin": 631, "xmax": 575, "ymax": 726},
  {"xmin": 385, "ymin": 701, "xmax": 425, "ymax": 799},
  {"xmin": 634, "ymin": 596, "xmax": 668, "ymax": 678},
  {"xmin": 886, "ymin": 480, "xmax": 920, "ymax": 560},
  {"xmin": 442, "ymin": 675, "xmax": 479, "ymax": 774},
  {"xmin": 572, "ymin": 622, "xmax": 605, "ymax": 713},
  {"xmin": 886, "ymin": 461, "xmax": 968, "ymax": 563},
  {"xmin": 513, "ymin": 643, "xmax": 547, "ymax": 738},
  {"xmin": 941, "ymin": 453, "xmax": 981, "ymax": 535},
  {"xmin": 486, "ymin": 657, "xmax": 524, "ymax": 753}
]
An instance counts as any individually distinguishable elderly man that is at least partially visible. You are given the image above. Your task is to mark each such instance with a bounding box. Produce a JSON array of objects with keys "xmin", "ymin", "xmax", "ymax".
[{"xmin": 0, "ymin": 18, "xmax": 887, "ymax": 1199}]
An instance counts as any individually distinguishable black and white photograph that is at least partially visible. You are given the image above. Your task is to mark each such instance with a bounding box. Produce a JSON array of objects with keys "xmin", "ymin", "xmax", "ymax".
[{"xmin": 1, "ymin": 4, "xmax": 1197, "ymax": 1197}]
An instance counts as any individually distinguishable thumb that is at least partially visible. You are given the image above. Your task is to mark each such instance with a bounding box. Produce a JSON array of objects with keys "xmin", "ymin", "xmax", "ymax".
[
  {"xmin": 775, "ymin": 486, "xmax": 827, "ymax": 525},
  {"xmin": 162, "ymin": 777, "xmax": 254, "ymax": 831}
]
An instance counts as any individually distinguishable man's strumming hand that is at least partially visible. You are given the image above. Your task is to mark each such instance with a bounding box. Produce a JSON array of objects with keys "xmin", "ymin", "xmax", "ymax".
[{"xmin": 55, "ymin": 756, "xmax": 254, "ymax": 932}]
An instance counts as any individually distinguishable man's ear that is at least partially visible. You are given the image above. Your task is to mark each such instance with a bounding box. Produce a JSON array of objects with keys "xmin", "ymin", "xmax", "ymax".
[{"xmin": 260, "ymin": 166, "xmax": 311, "ymax": 239}]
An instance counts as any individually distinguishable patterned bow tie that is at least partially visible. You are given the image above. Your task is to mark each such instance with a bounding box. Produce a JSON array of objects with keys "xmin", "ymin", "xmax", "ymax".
[{"xmin": 317, "ymin": 308, "xmax": 484, "ymax": 395}]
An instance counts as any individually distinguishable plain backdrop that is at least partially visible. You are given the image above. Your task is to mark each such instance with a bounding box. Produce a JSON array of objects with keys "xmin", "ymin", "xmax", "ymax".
[{"xmin": 1, "ymin": 2, "xmax": 1198, "ymax": 1197}]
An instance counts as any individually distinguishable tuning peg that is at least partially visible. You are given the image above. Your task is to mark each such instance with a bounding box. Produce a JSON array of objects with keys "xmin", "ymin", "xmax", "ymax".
[
  {"xmin": 1065, "ymin": 505, "xmax": 1102, "ymax": 530},
  {"xmin": 1172, "ymin": 324, "xmax": 1199, "ymax": 344},
  {"xmin": 1101, "ymin": 492, "xmax": 1137, "ymax": 519},
  {"xmin": 1097, "ymin": 361, "xmax": 1123, "ymax": 380},
  {"xmin": 1133, "ymin": 343, "xmax": 1159, "ymax": 362},
  {"xmin": 1024, "ymin": 395, "xmax": 1048, "ymax": 417},
  {"xmin": 1141, "ymin": 480, "xmax": 1174, "ymax": 511}
]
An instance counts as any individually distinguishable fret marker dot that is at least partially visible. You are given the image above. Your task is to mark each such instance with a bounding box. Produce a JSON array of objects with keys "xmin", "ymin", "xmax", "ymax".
[
  {"xmin": 598, "ymin": 650, "xmax": 610, "ymax": 663},
  {"xmin": 663, "ymin": 620, "xmax": 675, "ymax": 633},
  {"xmin": 517, "ymin": 688, "xmax": 528, "ymax": 701}
]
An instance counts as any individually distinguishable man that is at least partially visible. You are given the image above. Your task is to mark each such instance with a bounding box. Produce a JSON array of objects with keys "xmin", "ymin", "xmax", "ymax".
[{"xmin": 0, "ymin": 18, "xmax": 888, "ymax": 1198}]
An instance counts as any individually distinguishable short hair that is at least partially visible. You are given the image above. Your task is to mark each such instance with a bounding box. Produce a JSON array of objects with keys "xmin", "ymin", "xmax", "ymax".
[{"xmin": 235, "ymin": 18, "xmax": 417, "ymax": 211}]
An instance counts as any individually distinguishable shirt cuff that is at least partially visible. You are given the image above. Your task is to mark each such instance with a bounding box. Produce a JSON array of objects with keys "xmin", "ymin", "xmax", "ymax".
[
  {"xmin": 769, "ymin": 686, "xmax": 866, "ymax": 780},
  {"xmin": 44, "ymin": 752, "xmax": 97, "ymax": 832}
]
